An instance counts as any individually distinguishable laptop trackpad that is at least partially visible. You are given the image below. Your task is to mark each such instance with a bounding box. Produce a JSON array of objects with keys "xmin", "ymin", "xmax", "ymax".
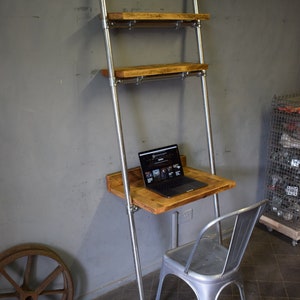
[{"xmin": 174, "ymin": 181, "xmax": 207, "ymax": 194}]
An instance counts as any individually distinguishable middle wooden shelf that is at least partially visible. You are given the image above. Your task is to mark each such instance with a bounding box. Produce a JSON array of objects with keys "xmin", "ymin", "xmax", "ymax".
[{"xmin": 101, "ymin": 62, "xmax": 208, "ymax": 80}]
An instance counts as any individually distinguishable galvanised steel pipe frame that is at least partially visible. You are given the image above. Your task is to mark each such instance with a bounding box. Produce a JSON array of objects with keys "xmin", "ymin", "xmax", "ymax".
[
  {"xmin": 99, "ymin": 1, "xmax": 145, "ymax": 299},
  {"xmin": 99, "ymin": 1, "xmax": 221, "ymax": 299},
  {"xmin": 193, "ymin": 0, "xmax": 222, "ymax": 243}
]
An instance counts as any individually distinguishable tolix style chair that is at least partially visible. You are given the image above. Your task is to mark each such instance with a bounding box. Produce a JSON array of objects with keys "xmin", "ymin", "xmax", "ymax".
[{"xmin": 156, "ymin": 199, "xmax": 267, "ymax": 300}]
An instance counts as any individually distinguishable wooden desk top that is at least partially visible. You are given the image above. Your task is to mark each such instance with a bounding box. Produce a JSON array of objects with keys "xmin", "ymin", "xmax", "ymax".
[{"xmin": 106, "ymin": 161, "xmax": 236, "ymax": 214}]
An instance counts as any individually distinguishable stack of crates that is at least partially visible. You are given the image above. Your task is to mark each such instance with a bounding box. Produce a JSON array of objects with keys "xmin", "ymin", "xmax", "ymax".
[{"xmin": 265, "ymin": 95, "xmax": 300, "ymax": 230}]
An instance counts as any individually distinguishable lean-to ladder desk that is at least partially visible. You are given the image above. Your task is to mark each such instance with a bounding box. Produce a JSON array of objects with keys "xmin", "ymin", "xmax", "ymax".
[{"xmin": 99, "ymin": 1, "xmax": 235, "ymax": 299}]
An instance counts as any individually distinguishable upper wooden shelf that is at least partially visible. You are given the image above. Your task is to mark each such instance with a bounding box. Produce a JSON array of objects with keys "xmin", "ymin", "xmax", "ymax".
[
  {"xmin": 107, "ymin": 12, "xmax": 210, "ymax": 21},
  {"xmin": 102, "ymin": 12, "xmax": 210, "ymax": 29},
  {"xmin": 106, "ymin": 157, "xmax": 236, "ymax": 215},
  {"xmin": 101, "ymin": 62, "xmax": 208, "ymax": 80}
]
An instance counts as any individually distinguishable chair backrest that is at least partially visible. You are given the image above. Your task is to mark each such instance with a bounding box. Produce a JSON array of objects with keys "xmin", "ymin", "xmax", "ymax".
[{"xmin": 184, "ymin": 199, "xmax": 268, "ymax": 274}]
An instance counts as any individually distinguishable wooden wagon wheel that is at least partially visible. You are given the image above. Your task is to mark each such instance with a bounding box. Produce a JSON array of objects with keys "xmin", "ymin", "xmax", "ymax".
[{"xmin": 0, "ymin": 243, "xmax": 74, "ymax": 300}]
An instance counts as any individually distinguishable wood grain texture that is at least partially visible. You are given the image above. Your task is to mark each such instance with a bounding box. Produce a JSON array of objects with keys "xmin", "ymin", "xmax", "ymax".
[
  {"xmin": 260, "ymin": 215, "xmax": 300, "ymax": 241},
  {"xmin": 107, "ymin": 12, "xmax": 210, "ymax": 21},
  {"xmin": 106, "ymin": 160, "xmax": 236, "ymax": 214},
  {"xmin": 101, "ymin": 63, "xmax": 208, "ymax": 79}
]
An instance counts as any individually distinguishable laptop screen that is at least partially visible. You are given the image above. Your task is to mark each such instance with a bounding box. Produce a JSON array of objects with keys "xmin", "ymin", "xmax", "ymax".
[{"xmin": 138, "ymin": 144, "xmax": 184, "ymax": 186}]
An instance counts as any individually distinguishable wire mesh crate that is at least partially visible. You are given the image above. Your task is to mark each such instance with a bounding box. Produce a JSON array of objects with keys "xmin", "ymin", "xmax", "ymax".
[{"xmin": 265, "ymin": 94, "xmax": 300, "ymax": 230}]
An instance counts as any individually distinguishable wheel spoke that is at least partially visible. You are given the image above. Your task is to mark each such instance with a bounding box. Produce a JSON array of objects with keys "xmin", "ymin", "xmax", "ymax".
[
  {"xmin": 35, "ymin": 265, "xmax": 63, "ymax": 294},
  {"xmin": 23, "ymin": 254, "xmax": 34, "ymax": 288},
  {"xmin": 0, "ymin": 292, "xmax": 18, "ymax": 298},
  {"xmin": 0, "ymin": 267, "xmax": 23, "ymax": 294},
  {"xmin": 41, "ymin": 288, "xmax": 66, "ymax": 295}
]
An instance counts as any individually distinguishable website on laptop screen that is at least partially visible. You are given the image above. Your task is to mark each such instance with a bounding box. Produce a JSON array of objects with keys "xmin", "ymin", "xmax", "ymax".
[{"xmin": 139, "ymin": 145, "xmax": 183, "ymax": 185}]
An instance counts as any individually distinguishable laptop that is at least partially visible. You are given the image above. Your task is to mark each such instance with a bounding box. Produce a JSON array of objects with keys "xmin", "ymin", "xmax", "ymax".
[{"xmin": 138, "ymin": 144, "xmax": 207, "ymax": 198}]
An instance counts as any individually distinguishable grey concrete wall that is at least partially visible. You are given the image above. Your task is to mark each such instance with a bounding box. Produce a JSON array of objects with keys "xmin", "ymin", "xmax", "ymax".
[{"xmin": 0, "ymin": 0, "xmax": 299, "ymax": 298}]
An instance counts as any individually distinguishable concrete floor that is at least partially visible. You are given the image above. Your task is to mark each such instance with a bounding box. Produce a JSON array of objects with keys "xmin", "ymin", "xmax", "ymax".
[{"xmin": 97, "ymin": 224, "xmax": 300, "ymax": 300}]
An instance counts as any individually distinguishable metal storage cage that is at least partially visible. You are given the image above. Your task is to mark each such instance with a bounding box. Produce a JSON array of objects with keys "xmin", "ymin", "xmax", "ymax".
[{"xmin": 261, "ymin": 94, "xmax": 300, "ymax": 245}]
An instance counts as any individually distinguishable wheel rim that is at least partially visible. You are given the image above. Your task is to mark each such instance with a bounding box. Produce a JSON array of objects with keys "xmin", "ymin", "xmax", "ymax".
[{"xmin": 0, "ymin": 243, "xmax": 74, "ymax": 300}]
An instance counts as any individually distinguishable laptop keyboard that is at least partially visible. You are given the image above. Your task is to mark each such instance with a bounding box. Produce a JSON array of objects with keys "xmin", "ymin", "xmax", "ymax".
[
  {"xmin": 150, "ymin": 176, "xmax": 207, "ymax": 197},
  {"xmin": 157, "ymin": 177, "xmax": 193, "ymax": 190}
]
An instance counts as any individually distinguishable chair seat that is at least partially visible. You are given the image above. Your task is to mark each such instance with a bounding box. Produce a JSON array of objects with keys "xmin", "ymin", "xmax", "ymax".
[{"xmin": 165, "ymin": 238, "xmax": 229, "ymax": 279}]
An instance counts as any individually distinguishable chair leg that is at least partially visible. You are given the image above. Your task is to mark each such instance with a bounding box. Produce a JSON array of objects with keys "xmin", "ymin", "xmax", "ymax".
[
  {"xmin": 155, "ymin": 277, "xmax": 164, "ymax": 300},
  {"xmin": 155, "ymin": 264, "xmax": 168, "ymax": 300},
  {"xmin": 236, "ymin": 281, "xmax": 246, "ymax": 300}
]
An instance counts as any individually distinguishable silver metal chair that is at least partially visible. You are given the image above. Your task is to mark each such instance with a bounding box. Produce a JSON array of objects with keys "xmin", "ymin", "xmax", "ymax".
[{"xmin": 155, "ymin": 199, "xmax": 267, "ymax": 300}]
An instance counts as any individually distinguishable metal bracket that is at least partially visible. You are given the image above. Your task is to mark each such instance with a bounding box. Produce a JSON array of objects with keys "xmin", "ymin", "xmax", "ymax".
[
  {"xmin": 181, "ymin": 72, "xmax": 189, "ymax": 80},
  {"xmin": 175, "ymin": 20, "xmax": 183, "ymax": 29},
  {"xmin": 130, "ymin": 205, "xmax": 140, "ymax": 213},
  {"xmin": 193, "ymin": 19, "xmax": 202, "ymax": 29},
  {"xmin": 115, "ymin": 72, "xmax": 205, "ymax": 85},
  {"xmin": 128, "ymin": 20, "xmax": 137, "ymax": 30},
  {"xmin": 200, "ymin": 70, "xmax": 207, "ymax": 77}
]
